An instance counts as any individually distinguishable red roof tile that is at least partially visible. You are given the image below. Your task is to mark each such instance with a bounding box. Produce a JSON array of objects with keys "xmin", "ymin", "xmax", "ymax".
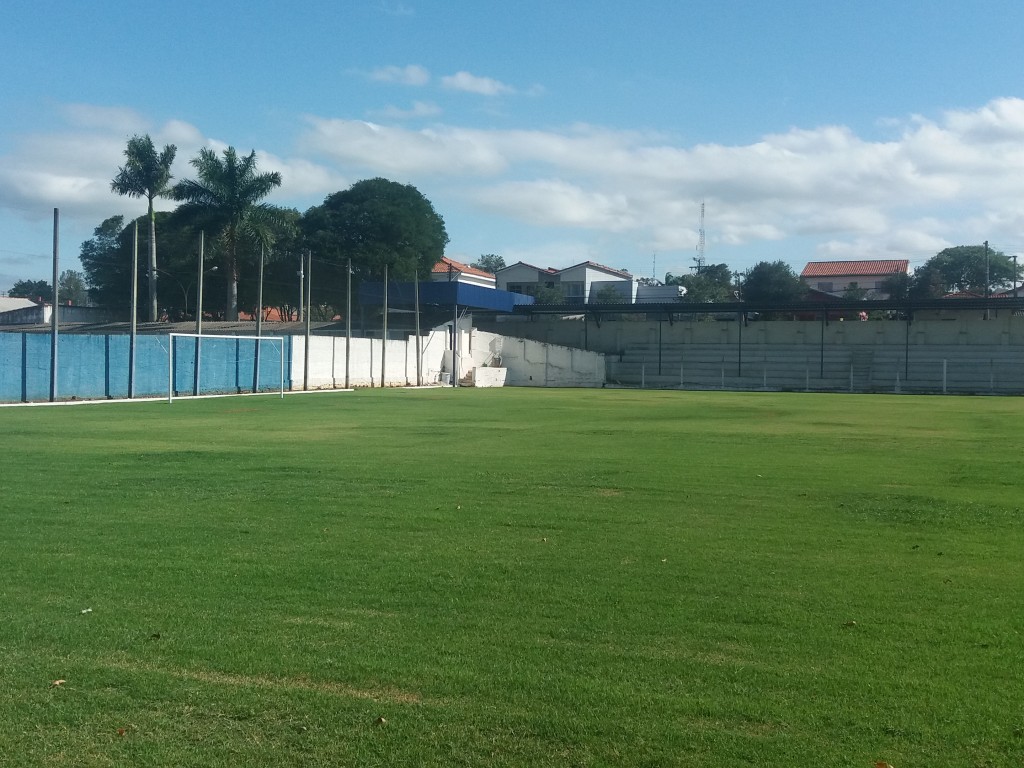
[
  {"xmin": 801, "ymin": 260, "xmax": 908, "ymax": 278},
  {"xmin": 431, "ymin": 256, "xmax": 496, "ymax": 279}
]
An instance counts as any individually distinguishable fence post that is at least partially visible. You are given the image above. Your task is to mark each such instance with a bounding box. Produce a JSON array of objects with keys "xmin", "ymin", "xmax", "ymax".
[
  {"xmin": 942, "ymin": 359, "xmax": 947, "ymax": 394},
  {"xmin": 641, "ymin": 363, "xmax": 645, "ymax": 389}
]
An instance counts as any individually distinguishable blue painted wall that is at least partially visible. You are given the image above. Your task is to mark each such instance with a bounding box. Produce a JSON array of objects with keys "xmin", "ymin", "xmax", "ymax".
[{"xmin": 0, "ymin": 334, "xmax": 292, "ymax": 402}]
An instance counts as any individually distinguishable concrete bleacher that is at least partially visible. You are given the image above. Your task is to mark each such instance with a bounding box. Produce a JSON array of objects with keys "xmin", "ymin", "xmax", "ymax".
[{"xmin": 607, "ymin": 342, "xmax": 1024, "ymax": 394}]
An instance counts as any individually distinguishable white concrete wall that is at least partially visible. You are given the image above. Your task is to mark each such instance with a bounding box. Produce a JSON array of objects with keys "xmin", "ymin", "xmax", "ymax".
[
  {"xmin": 290, "ymin": 326, "xmax": 603, "ymax": 389},
  {"xmin": 291, "ymin": 330, "xmax": 448, "ymax": 388},
  {"xmin": 471, "ymin": 330, "xmax": 605, "ymax": 387}
]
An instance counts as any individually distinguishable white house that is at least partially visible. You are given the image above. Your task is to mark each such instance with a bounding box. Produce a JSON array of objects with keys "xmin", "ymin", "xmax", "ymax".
[
  {"xmin": 430, "ymin": 256, "xmax": 497, "ymax": 289},
  {"xmin": 496, "ymin": 261, "xmax": 633, "ymax": 304}
]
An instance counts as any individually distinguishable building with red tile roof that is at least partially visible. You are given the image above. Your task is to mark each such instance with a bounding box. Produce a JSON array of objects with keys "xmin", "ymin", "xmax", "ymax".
[
  {"xmin": 430, "ymin": 256, "xmax": 497, "ymax": 288},
  {"xmin": 800, "ymin": 260, "xmax": 908, "ymax": 298}
]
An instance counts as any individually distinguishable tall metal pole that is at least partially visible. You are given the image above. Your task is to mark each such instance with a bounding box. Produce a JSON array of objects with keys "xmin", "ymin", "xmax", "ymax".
[
  {"xmin": 414, "ymin": 271, "xmax": 422, "ymax": 386},
  {"xmin": 129, "ymin": 222, "xmax": 139, "ymax": 398},
  {"xmin": 452, "ymin": 301, "xmax": 459, "ymax": 387},
  {"xmin": 381, "ymin": 263, "xmax": 388, "ymax": 387},
  {"xmin": 194, "ymin": 231, "xmax": 204, "ymax": 396},
  {"xmin": 254, "ymin": 242, "xmax": 265, "ymax": 393},
  {"xmin": 49, "ymin": 208, "xmax": 59, "ymax": 402},
  {"xmin": 304, "ymin": 250, "xmax": 311, "ymax": 391},
  {"xmin": 297, "ymin": 254, "xmax": 304, "ymax": 322},
  {"xmin": 984, "ymin": 240, "xmax": 990, "ymax": 320},
  {"xmin": 345, "ymin": 258, "xmax": 352, "ymax": 389}
]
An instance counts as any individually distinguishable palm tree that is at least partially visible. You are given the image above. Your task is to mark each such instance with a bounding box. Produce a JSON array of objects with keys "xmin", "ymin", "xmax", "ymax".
[
  {"xmin": 171, "ymin": 147, "xmax": 283, "ymax": 320},
  {"xmin": 111, "ymin": 135, "xmax": 177, "ymax": 321}
]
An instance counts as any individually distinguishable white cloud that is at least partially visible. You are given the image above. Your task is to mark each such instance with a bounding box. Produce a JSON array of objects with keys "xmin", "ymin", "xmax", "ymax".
[
  {"xmin": 369, "ymin": 64, "xmax": 430, "ymax": 86},
  {"xmin": 5, "ymin": 97, "xmax": 1024, "ymax": 279},
  {"xmin": 372, "ymin": 101, "xmax": 442, "ymax": 120},
  {"xmin": 300, "ymin": 117, "xmax": 508, "ymax": 175},
  {"xmin": 441, "ymin": 71, "xmax": 514, "ymax": 96},
  {"xmin": 475, "ymin": 179, "xmax": 637, "ymax": 231}
]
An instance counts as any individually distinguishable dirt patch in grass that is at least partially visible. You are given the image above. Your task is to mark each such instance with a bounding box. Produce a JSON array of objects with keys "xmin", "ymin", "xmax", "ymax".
[{"xmin": 102, "ymin": 659, "xmax": 425, "ymax": 705}]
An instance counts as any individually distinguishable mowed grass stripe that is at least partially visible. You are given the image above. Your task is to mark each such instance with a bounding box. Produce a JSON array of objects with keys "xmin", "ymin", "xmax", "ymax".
[{"xmin": 1, "ymin": 389, "xmax": 1022, "ymax": 766}]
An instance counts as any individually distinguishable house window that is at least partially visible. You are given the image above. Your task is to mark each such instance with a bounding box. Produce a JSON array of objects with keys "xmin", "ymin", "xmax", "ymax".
[
  {"xmin": 818, "ymin": 281, "xmax": 833, "ymax": 292},
  {"xmin": 507, "ymin": 283, "xmax": 523, "ymax": 294}
]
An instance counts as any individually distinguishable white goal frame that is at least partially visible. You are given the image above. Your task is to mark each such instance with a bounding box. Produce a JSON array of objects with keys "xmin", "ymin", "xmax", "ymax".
[{"xmin": 168, "ymin": 333, "xmax": 286, "ymax": 403}]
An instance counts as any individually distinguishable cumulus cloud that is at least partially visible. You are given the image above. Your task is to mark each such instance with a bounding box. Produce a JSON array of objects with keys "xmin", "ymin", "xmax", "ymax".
[
  {"xmin": 300, "ymin": 117, "xmax": 509, "ymax": 175},
  {"xmin": 5, "ymin": 97, "xmax": 1024, "ymax": 279},
  {"xmin": 441, "ymin": 71, "xmax": 514, "ymax": 96},
  {"xmin": 369, "ymin": 64, "xmax": 430, "ymax": 86},
  {"xmin": 372, "ymin": 101, "xmax": 442, "ymax": 120}
]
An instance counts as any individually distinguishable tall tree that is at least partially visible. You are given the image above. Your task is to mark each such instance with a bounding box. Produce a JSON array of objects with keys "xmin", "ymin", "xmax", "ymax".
[
  {"xmin": 9, "ymin": 279, "xmax": 53, "ymax": 302},
  {"xmin": 303, "ymin": 178, "xmax": 449, "ymax": 297},
  {"xmin": 472, "ymin": 254, "xmax": 505, "ymax": 274},
  {"xmin": 738, "ymin": 261, "xmax": 804, "ymax": 304},
  {"xmin": 666, "ymin": 263, "xmax": 733, "ymax": 302},
  {"xmin": 911, "ymin": 245, "xmax": 1017, "ymax": 297},
  {"xmin": 58, "ymin": 270, "xmax": 89, "ymax": 306},
  {"xmin": 111, "ymin": 135, "xmax": 177, "ymax": 321},
  {"xmin": 171, "ymin": 147, "xmax": 283, "ymax": 320}
]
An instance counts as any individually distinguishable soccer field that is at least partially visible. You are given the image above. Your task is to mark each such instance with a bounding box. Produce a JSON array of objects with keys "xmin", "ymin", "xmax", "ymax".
[{"xmin": 2, "ymin": 389, "xmax": 1022, "ymax": 766}]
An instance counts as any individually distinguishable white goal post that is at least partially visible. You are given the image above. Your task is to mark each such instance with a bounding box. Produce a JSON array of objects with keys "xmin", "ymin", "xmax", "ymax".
[{"xmin": 167, "ymin": 333, "xmax": 286, "ymax": 403}]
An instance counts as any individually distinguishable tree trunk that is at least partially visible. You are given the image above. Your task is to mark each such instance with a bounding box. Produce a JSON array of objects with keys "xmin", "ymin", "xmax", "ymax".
[{"xmin": 147, "ymin": 199, "xmax": 158, "ymax": 322}]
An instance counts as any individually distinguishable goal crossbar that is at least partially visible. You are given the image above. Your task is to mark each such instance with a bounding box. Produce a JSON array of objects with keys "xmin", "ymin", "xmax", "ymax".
[{"xmin": 168, "ymin": 333, "xmax": 286, "ymax": 403}]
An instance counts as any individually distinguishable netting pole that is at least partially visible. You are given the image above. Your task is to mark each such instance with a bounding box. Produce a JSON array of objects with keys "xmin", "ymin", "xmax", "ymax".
[
  {"xmin": 50, "ymin": 208, "xmax": 59, "ymax": 403},
  {"xmin": 194, "ymin": 231, "xmax": 204, "ymax": 396},
  {"xmin": 168, "ymin": 335, "xmax": 174, "ymax": 404},
  {"xmin": 129, "ymin": 221, "xmax": 138, "ymax": 399},
  {"xmin": 254, "ymin": 242, "xmax": 264, "ymax": 393}
]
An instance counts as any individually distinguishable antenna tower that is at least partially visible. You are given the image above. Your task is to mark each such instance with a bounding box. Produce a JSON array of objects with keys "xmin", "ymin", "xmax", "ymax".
[{"xmin": 694, "ymin": 201, "xmax": 706, "ymax": 273}]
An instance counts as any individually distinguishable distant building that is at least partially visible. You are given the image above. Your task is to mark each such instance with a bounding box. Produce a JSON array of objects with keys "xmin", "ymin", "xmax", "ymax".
[
  {"xmin": 496, "ymin": 261, "xmax": 633, "ymax": 304},
  {"xmin": 800, "ymin": 260, "xmax": 908, "ymax": 298},
  {"xmin": 431, "ymin": 256, "xmax": 496, "ymax": 289}
]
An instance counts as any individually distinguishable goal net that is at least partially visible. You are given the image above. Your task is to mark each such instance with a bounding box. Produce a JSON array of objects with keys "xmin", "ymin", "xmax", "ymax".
[{"xmin": 167, "ymin": 333, "xmax": 287, "ymax": 402}]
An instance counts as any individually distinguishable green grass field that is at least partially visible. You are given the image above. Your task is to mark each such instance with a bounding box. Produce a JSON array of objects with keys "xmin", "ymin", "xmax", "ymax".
[{"xmin": 2, "ymin": 389, "xmax": 1023, "ymax": 767}]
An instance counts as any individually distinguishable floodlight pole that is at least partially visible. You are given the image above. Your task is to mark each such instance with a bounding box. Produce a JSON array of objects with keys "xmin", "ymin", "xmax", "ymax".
[
  {"xmin": 129, "ymin": 222, "xmax": 139, "ymax": 398},
  {"xmin": 49, "ymin": 208, "xmax": 59, "ymax": 402}
]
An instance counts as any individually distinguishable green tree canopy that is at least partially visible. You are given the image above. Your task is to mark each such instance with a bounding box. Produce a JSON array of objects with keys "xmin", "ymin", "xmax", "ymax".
[
  {"xmin": 58, "ymin": 270, "xmax": 89, "ymax": 306},
  {"xmin": 9, "ymin": 279, "xmax": 53, "ymax": 302},
  {"xmin": 171, "ymin": 147, "xmax": 284, "ymax": 320},
  {"xmin": 302, "ymin": 178, "xmax": 449, "ymax": 297},
  {"xmin": 738, "ymin": 261, "xmax": 804, "ymax": 304},
  {"xmin": 80, "ymin": 213, "xmax": 208, "ymax": 318},
  {"xmin": 111, "ymin": 135, "xmax": 177, "ymax": 321},
  {"xmin": 666, "ymin": 263, "xmax": 734, "ymax": 302},
  {"xmin": 910, "ymin": 245, "xmax": 1018, "ymax": 298},
  {"xmin": 471, "ymin": 254, "xmax": 505, "ymax": 274}
]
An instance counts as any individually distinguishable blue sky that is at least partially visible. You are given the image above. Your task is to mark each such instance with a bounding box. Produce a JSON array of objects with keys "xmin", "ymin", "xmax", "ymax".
[{"xmin": 3, "ymin": 0, "xmax": 1024, "ymax": 292}]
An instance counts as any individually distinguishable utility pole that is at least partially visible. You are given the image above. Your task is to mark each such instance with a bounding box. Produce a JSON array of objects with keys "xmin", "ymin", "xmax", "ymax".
[
  {"xmin": 984, "ymin": 240, "xmax": 990, "ymax": 320},
  {"xmin": 297, "ymin": 254, "xmax": 304, "ymax": 322}
]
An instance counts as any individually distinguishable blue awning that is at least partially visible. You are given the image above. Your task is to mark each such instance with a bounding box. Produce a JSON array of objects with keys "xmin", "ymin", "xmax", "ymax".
[{"xmin": 359, "ymin": 281, "xmax": 534, "ymax": 313}]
